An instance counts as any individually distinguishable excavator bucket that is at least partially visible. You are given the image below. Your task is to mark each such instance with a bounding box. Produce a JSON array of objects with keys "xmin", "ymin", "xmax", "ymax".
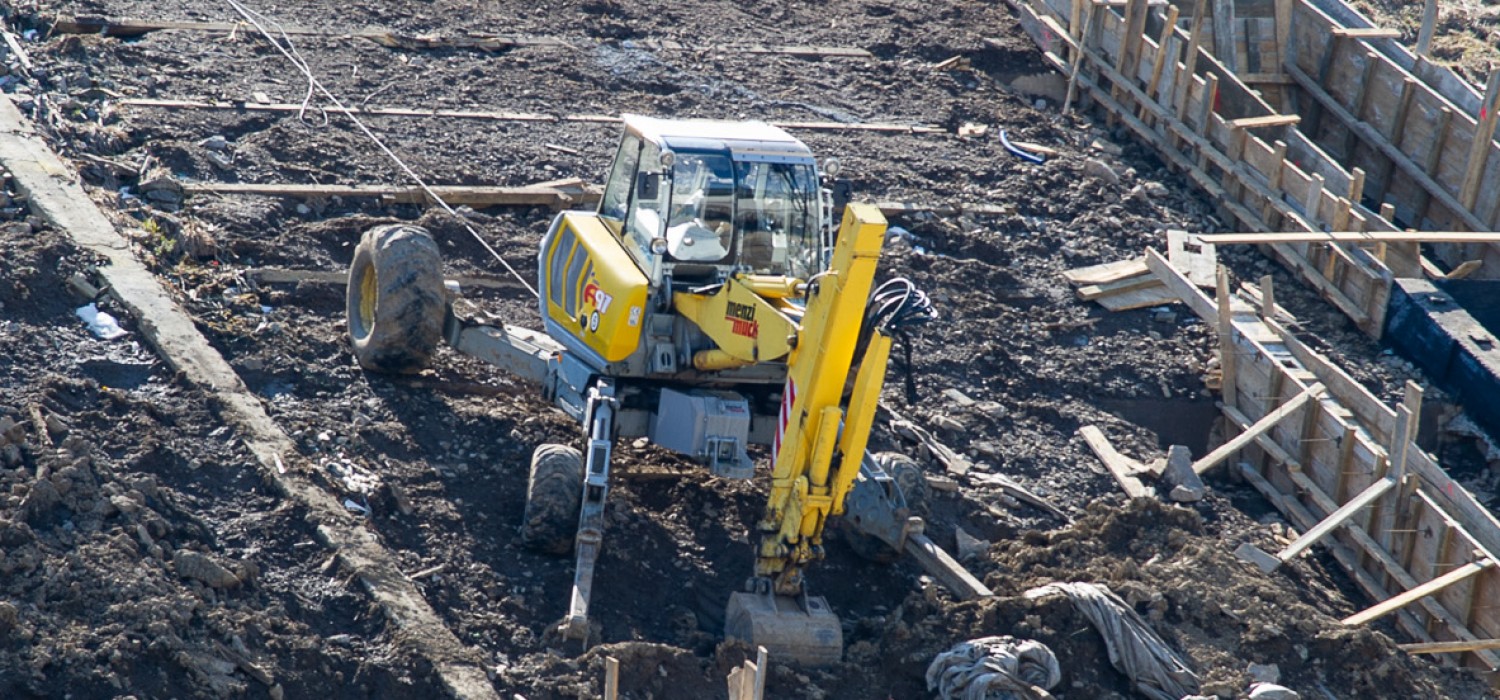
[{"xmin": 724, "ymin": 591, "xmax": 843, "ymax": 666}]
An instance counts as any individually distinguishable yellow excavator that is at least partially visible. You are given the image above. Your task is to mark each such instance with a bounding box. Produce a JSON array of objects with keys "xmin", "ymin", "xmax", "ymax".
[{"xmin": 345, "ymin": 115, "xmax": 988, "ymax": 664}]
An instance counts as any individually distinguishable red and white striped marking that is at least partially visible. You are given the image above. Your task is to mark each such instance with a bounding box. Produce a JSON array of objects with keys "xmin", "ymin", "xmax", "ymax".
[{"xmin": 773, "ymin": 378, "xmax": 797, "ymax": 458}]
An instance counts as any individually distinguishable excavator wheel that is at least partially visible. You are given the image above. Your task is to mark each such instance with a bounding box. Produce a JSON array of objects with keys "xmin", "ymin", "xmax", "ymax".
[
  {"xmin": 521, "ymin": 443, "xmax": 584, "ymax": 554},
  {"xmin": 843, "ymin": 452, "xmax": 931, "ymax": 564},
  {"xmin": 346, "ymin": 224, "xmax": 445, "ymax": 373}
]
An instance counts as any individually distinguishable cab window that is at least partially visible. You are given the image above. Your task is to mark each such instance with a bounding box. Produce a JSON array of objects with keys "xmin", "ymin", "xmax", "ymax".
[
  {"xmin": 600, "ymin": 135, "xmax": 640, "ymax": 223},
  {"xmin": 664, "ymin": 153, "xmax": 736, "ymax": 263},
  {"xmin": 734, "ymin": 160, "xmax": 820, "ymax": 279}
]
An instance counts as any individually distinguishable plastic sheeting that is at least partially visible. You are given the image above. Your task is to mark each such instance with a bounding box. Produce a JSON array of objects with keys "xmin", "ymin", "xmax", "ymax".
[
  {"xmin": 1024, "ymin": 581, "xmax": 1200, "ymax": 700},
  {"xmin": 926, "ymin": 635, "xmax": 1061, "ymax": 700}
]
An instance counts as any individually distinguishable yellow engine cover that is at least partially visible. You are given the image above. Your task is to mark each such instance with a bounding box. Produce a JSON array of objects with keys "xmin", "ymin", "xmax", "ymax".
[{"xmin": 543, "ymin": 213, "xmax": 650, "ymax": 363}]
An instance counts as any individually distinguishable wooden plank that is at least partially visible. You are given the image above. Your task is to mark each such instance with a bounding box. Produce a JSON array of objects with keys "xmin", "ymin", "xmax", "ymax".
[
  {"xmin": 1229, "ymin": 114, "xmax": 1301, "ymax": 128},
  {"xmin": 1079, "ymin": 425, "xmax": 1155, "ymax": 498},
  {"xmin": 1195, "ymin": 231, "xmax": 1500, "ymax": 244},
  {"xmin": 1063, "ymin": 257, "xmax": 1149, "ymax": 285},
  {"xmin": 1078, "ymin": 274, "xmax": 1164, "ymax": 300},
  {"xmin": 1401, "ymin": 639, "xmax": 1500, "ymax": 655},
  {"xmin": 1195, "ymin": 384, "xmax": 1324, "ymax": 475},
  {"xmin": 1212, "ymin": 0, "xmax": 1237, "ymax": 72},
  {"xmin": 1416, "ymin": 0, "xmax": 1439, "ymax": 57},
  {"xmin": 1329, "ymin": 27, "xmax": 1401, "ymax": 39},
  {"xmin": 1344, "ymin": 560, "xmax": 1495, "ymax": 626},
  {"xmin": 1273, "ymin": 477, "xmax": 1396, "ymax": 562},
  {"xmin": 1239, "ymin": 72, "xmax": 1295, "ymax": 85},
  {"xmin": 1145, "ymin": 248, "xmax": 1216, "ymax": 321},
  {"xmin": 1142, "ymin": 5, "xmax": 1182, "ymax": 110},
  {"xmin": 1274, "ymin": 0, "xmax": 1292, "ymax": 70},
  {"xmin": 182, "ymin": 182, "xmax": 595, "ymax": 208},
  {"xmin": 605, "ymin": 657, "xmax": 620, "ymax": 700},
  {"xmin": 1096, "ymin": 284, "xmax": 1179, "ymax": 310}
]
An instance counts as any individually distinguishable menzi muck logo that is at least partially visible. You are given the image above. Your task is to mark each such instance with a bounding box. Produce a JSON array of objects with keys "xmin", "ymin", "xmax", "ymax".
[
  {"xmin": 724, "ymin": 300, "xmax": 759, "ymax": 339},
  {"xmin": 584, "ymin": 282, "xmax": 614, "ymax": 314}
]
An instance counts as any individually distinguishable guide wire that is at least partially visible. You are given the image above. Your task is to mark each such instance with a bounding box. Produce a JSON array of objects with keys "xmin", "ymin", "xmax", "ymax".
[{"xmin": 224, "ymin": 0, "xmax": 539, "ymax": 298}]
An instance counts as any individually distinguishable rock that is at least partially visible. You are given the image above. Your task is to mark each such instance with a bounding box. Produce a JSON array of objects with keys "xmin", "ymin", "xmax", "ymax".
[
  {"xmin": 1247, "ymin": 662, "xmax": 1281, "ymax": 684},
  {"xmin": 955, "ymin": 526, "xmax": 991, "ymax": 560},
  {"xmin": 199, "ymin": 135, "xmax": 230, "ymax": 151},
  {"xmin": 1248, "ymin": 683, "xmax": 1300, "ymax": 700},
  {"xmin": 22, "ymin": 478, "xmax": 61, "ymax": 521},
  {"xmin": 973, "ymin": 401, "xmax": 1008, "ymax": 419},
  {"xmin": 174, "ymin": 550, "xmax": 242, "ymax": 589},
  {"xmin": 1151, "ymin": 309, "xmax": 1178, "ymax": 324},
  {"xmin": 0, "ymin": 519, "xmax": 35, "ymax": 547},
  {"xmin": 2, "ymin": 443, "xmax": 21, "ymax": 467},
  {"xmin": 1160, "ymin": 445, "xmax": 1205, "ymax": 502},
  {"xmin": 1084, "ymin": 158, "xmax": 1120, "ymax": 186},
  {"xmin": 0, "ymin": 415, "xmax": 22, "ymax": 444},
  {"xmin": 0, "ymin": 600, "xmax": 16, "ymax": 636},
  {"xmin": 932, "ymin": 414, "xmax": 964, "ymax": 433},
  {"xmin": 942, "ymin": 388, "xmax": 976, "ymax": 408},
  {"xmin": 1144, "ymin": 181, "xmax": 1170, "ymax": 198}
]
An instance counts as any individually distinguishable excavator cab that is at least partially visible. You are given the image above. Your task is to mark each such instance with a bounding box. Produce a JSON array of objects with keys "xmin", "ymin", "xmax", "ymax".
[{"xmin": 598, "ymin": 114, "xmax": 829, "ymax": 287}]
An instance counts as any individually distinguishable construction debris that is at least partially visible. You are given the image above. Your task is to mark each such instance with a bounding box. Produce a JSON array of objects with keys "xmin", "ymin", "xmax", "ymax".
[
  {"xmin": 1024, "ymin": 582, "xmax": 1199, "ymax": 700},
  {"xmin": 926, "ymin": 636, "xmax": 1061, "ymax": 700}
]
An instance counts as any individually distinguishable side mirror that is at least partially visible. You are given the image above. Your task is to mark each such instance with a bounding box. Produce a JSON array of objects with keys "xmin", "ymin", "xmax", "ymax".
[{"xmin": 636, "ymin": 172, "xmax": 660, "ymax": 201}]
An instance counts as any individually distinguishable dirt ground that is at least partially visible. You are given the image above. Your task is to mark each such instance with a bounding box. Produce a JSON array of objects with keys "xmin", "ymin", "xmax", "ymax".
[{"xmin": 0, "ymin": 0, "xmax": 1496, "ymax": 698}]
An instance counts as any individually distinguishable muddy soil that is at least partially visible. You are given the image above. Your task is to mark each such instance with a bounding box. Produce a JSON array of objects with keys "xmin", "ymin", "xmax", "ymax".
[{"xmin": 0, "ymin": 0, "xmax": 1493, "ymax": 698}]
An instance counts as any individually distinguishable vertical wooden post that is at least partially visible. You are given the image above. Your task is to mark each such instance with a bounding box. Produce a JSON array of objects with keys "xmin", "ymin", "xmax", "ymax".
[
  {"xmin": 1142, "ymin": 5, "xmax": 1182, "ymax": 122},
  {"xmin": 1459, "ymin": 67, "xmax": 1500, "ymax": 212},
  {"xmin": 1212, "ymin": 0, "xmax": 1237, "ymax": 72},
  {"xmin": 1175, "ymin": 0, "xmax": 1209, "ymax": 120},
  {"xmin": 1216, "ymin": 265, "xmax": 1238, "ymax": 410},
  {"xmin": 1376, "ymin": 202, "xmax": 1397, "ymax": 264},
  {"xmin": 1196, "ymin": 74, "xmax": 1220, "ymax": 172},
  {"xmin": 1259, "ymin": 273, "xmax": 1277, "ymax": 320},
  {"xmin": 1263, "ymin": 140, "xmax": 1290, "ymax": 227},
  {"xmin": 1416, "ymin": 0, "xmax": 1439, "ymax": 58},
  {"xmin": 605, "ymin": 657, "xmax": 620, "ymax": 700},
  {"xmin": 1334, "ymin": 425, "xmax": 1356, "ymax": 503},
  {"xmin": 1274, "ymin": 0, "xmax": 1293, "ymax": 72},
  {"xmin": 1120, "ymin": 0, "xmax": 1151, "ymax": 82},
  {"xmin": 1304, "ymin": 172, "xmax": 1326, "ymax": 227},
  {"xmin": 1063, "ymin": 2, "xmax": 1099, "ymax": 116},
  {"xmin": 1415, "ymin": 107, "xmax": 1453, "ymax": 226},
  {"xmin": 753, "ymin": 646, "xmax": 768, "ymax": 700}
]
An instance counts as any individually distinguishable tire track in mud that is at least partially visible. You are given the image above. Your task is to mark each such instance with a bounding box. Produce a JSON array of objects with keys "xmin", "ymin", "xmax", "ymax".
[{"xmin": 0, "ymin": 93, "xmax": 501, "ymax": 700}]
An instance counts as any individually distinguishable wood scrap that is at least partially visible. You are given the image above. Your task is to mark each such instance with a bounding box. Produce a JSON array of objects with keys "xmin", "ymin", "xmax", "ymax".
[
  {"xmin": 1062, "ymin": 257, "xmax": 1149, "ymax": 286},
  {"xmin": 1166, "ymin": 230, "xmax": 1217, "ymax": 288},
  {"xmin": 1077, "ymin": 275, "xmax": 1164, "ymax": 301},
  {"xmin": 1095, "ymin": 284, "xmax": 1177, "ymax": 311},
  {"xmin": 1078, "ymin": 425, "xmax": 1155, "ymax": 499}
]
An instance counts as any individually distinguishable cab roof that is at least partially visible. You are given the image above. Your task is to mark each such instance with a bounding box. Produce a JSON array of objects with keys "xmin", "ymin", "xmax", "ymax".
[{"xmin": 621, "ymin": 114, "xmax": 815, "ymax": 161}]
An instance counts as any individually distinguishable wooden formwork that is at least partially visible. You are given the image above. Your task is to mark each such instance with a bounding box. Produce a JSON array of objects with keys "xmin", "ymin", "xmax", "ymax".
[
  {"xmin": 1008, "ymin": 0, "xmax": 1500, "ymax": 340},
  {"xmin": 1148, "ymin": 250, "xmax": 1500, "ymax": 676}
]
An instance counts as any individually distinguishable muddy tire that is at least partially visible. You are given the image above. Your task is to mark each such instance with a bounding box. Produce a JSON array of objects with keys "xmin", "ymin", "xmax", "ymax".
[
  {"xmin": 521, "ymin": 443, "xmax": 584, "ymax": 555},
  {"xmin": 844, "ymin": 452, "xmax": 931, "ymax": 564},
  {"xmin": 346, "ymin": 224, "xmax": 445, "ymax": 373}
]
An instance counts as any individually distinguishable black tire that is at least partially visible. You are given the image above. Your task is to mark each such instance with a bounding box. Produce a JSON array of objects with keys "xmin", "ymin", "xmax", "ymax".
[
  {"xmin": 844, "ymin": 452, "xmax": 931, "ymax": 564},
  {"xmin": 521, "ymin": 443, "xmax": 584, "ymax": 554},
  {"xmin": 346, "ymin": 224, "xmax": 444, "ymax": 373}
]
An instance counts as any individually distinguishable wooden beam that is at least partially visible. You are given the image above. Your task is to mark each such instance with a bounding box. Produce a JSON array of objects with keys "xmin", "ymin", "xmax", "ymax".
[
  {"xmin": 1079, "ymin": 426, "xmax": 1155, "ymax": 498},
  {"xmin": 1194, "ymin": 231, "xmax": 1500, "ymax": 244},
  {"xmin": 1229, "ymin": 114, "xmax": 1301, "ymax": 129},
  {"xmin": 1194, "ymin": 384, "xmax": 1325, "ymax": 475},
  {"xmin": 1145, "ymin": 247, "xmax": 1217, "ymax": 322},
  {"xmin": 605, "ymin": 657, "xmax": 620, "ymax": 700},
  {"xmin": 1416, "ymin": 0, "xmax": 1439, "ymax": 57},
  {"xmin": 182, "ymin": 182, "xmax": 598, "ymax": 208},
  {"xmin": 1215, "ymin": 266, "xmax": 1239, "ymax": 409},
  {"xmin": 1459, "ymin": 68, "xmax": 1500, "ymax": 211},
  {"xmin": 1274, "ymin": 0, "xmax": 1292, "ymax": 70},
  {"xmin": 1401, "ymin": 638, "xmax": 1500, "ymax": 655},
  {"xmin": 1344, "ymin": 559, "xmax": 1495, "ymax": 626},
  {"xmin": 119, "ymin": 99, "xmax": 940, "ymax": 133},
  {"xmin": 1272, "ymin": 476, "xmax": 1397, "ymax": 564},
  {"xmin": 1175, "ymin": 0, "xmax": 1209, "ymax": 119},
  {"xmin": 1329, "ymin": 27, "xmax": 1402, "ymax": 39}
]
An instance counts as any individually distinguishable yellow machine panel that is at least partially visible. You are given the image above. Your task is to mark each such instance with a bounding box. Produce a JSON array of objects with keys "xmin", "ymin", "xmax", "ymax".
[
  {"xmin": 543, "ymin": 213, "xmax": 650, "ymax": 363},
  {"xmin": 673, "ymin": 277, "xmax": 797, "ymax": 367}
]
